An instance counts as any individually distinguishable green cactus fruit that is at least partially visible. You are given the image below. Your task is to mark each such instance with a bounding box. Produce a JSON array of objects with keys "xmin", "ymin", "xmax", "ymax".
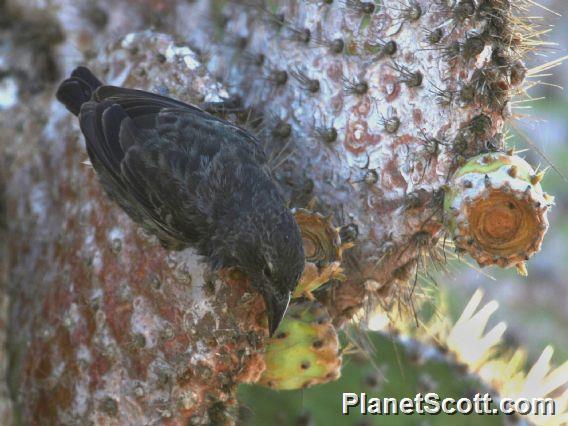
[
  {"xmin": 444, "ymin": 153, "xmax": 553, "ymax": 274},
  {"xmin": 258, "ymin": 301, "xmax": 341, "ymax": 390}
]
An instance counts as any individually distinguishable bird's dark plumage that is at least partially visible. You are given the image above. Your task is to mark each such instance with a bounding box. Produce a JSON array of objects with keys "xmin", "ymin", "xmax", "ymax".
[{"xmin": 56, "ymin": 66, "xmax": 305, "ymax": 335}]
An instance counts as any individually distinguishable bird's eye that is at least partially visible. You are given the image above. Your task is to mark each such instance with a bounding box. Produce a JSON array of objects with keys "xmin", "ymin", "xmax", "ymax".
[{"xmin": 263, "ymin": 261, "xmax": 273, "ymax": 277}]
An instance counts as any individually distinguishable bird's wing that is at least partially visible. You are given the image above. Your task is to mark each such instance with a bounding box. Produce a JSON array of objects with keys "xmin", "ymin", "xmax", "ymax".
[
  {"xmin": 78, "ymin": 87, "xmax": 267, "ymax": 249},
  {"xmin": 92, "ymin": 85, "xmax": 267, "ymax": 164}
]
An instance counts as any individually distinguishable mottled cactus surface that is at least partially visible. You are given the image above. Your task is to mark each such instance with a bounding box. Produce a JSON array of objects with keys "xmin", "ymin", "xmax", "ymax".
[
  {"xmin": 5, "ymin": 32, "xmax": 270, "ymax": 425},
  {"xmin": 175, "ymin": 0, "xmax": 552, "ymax": 322},
  {"xmin": 1, "ymin": 0, "xmax": 558, "ymax": 423}
]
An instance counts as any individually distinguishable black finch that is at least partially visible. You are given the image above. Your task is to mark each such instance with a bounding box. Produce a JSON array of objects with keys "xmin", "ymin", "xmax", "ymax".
[{"xmin": 56, "ymin": 66, "xmax": 305, "ymax": 336}]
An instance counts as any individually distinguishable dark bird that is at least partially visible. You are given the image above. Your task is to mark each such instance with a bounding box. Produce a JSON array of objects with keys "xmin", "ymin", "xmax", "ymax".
[{"xmin": 56, "ymin": 66, "xmax": 305, "ymax": 336}]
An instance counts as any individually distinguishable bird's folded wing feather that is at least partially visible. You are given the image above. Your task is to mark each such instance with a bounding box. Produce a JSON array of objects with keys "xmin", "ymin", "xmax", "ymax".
[{"xmin": 78, "ymin": 86, "xmax": 267, "ymax": 249}]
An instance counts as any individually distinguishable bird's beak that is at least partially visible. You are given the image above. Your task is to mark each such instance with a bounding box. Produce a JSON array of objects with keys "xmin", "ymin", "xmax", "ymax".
[{"xmin": 262, "ymin": 290, "xmax": 291, "ymax": 337}]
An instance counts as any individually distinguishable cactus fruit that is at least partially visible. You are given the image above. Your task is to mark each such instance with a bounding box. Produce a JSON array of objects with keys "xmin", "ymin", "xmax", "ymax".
[
  {"xmin": 258, "ymin": 301, "xmax": 341, "ymax": 390},
  {"xmin": 293, "ymin": 209, "xmax": 347, "ymax": 299},
  {"xmin": 242, "ymin": 327, "xmax": 503, "ymax": 425},
  {"xmin": 444, "ymin": 153, "xmax": 552, "ymax": 274},
  {"xmin": 241, "ymin": 289, "xmax": 568, "ymax": 425}
]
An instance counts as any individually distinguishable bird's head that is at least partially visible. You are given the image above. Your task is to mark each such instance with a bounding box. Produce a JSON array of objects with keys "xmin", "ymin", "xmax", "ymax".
[{"xmin": 213, "ymin": 205, "xmax": 305, "ymax": 336}]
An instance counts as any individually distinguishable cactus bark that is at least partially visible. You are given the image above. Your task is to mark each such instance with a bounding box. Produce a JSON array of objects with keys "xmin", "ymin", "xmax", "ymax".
[{"xmin": 0, "ymin": 0, "xmax": 555, "ymax": 423}]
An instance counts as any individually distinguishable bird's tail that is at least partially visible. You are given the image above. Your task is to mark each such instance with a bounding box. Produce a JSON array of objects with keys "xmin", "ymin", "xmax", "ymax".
[{"xmin": 56, "ymin": 66, "xmax": 103, "ymax": 116}]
